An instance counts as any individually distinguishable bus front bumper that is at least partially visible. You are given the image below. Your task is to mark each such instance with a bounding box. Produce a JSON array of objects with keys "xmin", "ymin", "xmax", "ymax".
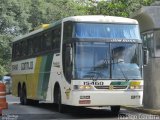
[{"xmin": 70, "ymin": 90, "xmax": 143, "ymax": 106}]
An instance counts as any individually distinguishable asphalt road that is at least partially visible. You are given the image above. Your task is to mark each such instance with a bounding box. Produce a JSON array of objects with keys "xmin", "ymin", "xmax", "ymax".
[{"xmin": 1, "ymin": 95, "xmax": 159, "ymax": 120}]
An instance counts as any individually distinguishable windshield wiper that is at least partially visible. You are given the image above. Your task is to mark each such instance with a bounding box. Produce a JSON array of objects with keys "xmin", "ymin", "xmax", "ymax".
[
  {"xmin": 118, "ymin": 64, "xmax": 129, "ymax": 81},
  {"xmin": 112, "ymin": 60, "xmax": 129, "ymax": 81}
]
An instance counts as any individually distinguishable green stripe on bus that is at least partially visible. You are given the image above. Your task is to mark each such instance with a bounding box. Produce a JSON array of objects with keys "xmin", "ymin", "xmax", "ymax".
[
  {"xmin": 37, "ymin": 53, "xmax": 54, "ymax": 99},
  {"xmin": 110, "ymin": 81, "xmax": 129, "ymax": 86},
  {"xmin": 33, "ymin": 57, "xmax": 42, "ymax": 99}
]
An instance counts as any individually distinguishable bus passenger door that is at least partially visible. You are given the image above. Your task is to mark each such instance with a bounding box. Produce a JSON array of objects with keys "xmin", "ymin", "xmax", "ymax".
[
  {"xmin": 46, "ymin": 53, "xmax": 61, "ymax": 102},
  {"xmin": 62, "ymin": 43, "xmax": 73, "ymax": 103},
  {"xmin": 63, "ymin": 44, "xmax": 72, "ymax": 83}
]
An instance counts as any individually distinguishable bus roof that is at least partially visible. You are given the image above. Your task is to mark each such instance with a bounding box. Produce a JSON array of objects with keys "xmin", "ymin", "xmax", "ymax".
[
  {"xmin": 62, "ymin": 15, "xmax": 138, "ymax": 24},
  {"xmin": 13, "ymin": 20, "xmax": 61, "ymax": 42},
  {"xmin": 13, "ymin": 15, "xmax": 138, "ymax": 42}
]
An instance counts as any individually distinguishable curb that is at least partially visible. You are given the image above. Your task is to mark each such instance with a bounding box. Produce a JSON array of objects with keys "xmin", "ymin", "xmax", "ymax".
[{"xmin": 122, "ymin": 106, "xmax": 160, "ymax": 115}]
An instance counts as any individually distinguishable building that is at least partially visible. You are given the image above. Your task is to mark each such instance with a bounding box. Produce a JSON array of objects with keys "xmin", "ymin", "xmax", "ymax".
[{"xmin": 131, "ymin": 2, "xmax": 160, "ymax": 109}]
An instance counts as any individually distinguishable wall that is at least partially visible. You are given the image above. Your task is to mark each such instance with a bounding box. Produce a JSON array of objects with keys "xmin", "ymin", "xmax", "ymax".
[{"xmin": 132, "ymin": 6, "xmax": 160, "ymax": 109}]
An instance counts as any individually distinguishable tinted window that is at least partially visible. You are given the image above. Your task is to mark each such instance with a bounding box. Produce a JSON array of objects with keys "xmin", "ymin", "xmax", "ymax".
[
  {"xmin": 12, "ymin": 24, "xmax": 61, "ymax": 61},
  {"xmin": 63, "ymin": 22, "xmax": 73, "ymax": 42},
  {"xmin": 74, "ymin": 23, "xmax": 140, "ymax": 40}
]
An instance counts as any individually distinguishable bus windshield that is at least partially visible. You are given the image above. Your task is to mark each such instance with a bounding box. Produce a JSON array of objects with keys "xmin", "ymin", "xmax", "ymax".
[
  {"xmin": 74, "ymin": 42, "xmax": 142, "ymax": 80},
  {"xmin": 74, "ymin": 23, "xmax": 140, "ymax": 40}
]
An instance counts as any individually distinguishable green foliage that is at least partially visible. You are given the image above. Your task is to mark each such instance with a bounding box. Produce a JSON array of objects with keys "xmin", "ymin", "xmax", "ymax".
[
  {"xmin": 28, "ymin": 0, "xmax": 88, "ymax": 28},
  {"xmin": 88, "ymin": 0, "xmax": 155, "ymax": 17},
  {"xmin": 0, "ymin": 35, "xmax": 12, "ymax": 75},
  {"xmin": 0, "ymin": 0, "xmax": 31, "ymax": 35}
]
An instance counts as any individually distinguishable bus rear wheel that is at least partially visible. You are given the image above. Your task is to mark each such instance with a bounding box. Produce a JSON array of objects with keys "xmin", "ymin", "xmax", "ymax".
[
  {"xmin": 20, "ymin": 86, "xmax": 27, "ymax": 105},
  {"xmin": 27, "ymin": 99, "xmax": 39, "ymax": 105},
  {"xmin": 110, "ymin": 106, "xmax": 120, "ymax": 115}
]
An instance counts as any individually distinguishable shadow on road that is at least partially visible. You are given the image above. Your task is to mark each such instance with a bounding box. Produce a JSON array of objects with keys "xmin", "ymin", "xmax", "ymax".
[
  {"xmin": 27, "ymin": 103, "xmax": 120, "ymax": 119},
  {"xmin": 4, "ymin": 95, "xmax": 127, "ymax": 119}
]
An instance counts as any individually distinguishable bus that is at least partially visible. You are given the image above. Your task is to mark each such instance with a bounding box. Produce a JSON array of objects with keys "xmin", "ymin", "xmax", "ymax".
[{"xmin": 11, "ymin": 15, "xmax": 144, "ymax": 114}]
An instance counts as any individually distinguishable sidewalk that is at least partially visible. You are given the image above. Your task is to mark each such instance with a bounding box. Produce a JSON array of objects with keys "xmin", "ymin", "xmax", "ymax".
[{"xmin": 122, "ymin": 106, "xmax": 160, "ymax": 115}]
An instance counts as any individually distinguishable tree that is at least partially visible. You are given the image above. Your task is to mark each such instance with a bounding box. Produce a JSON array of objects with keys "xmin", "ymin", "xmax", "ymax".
[
  {"xmin": 0, "ymin": 0, "xmax": 31, "ymax": 75},
  {"xmin": 0, "ymin": 35, "xmax": 12, "ymax": 75},
  {"xmin": 28, "ymin": 0, "xmax": 88, "ymax": 28},
  {"xmin": 0, "ymin": 0, "xmax": 31, "ymax": 35},
  {"xmin": 87, "ymin": 0, "xmax": 155, "ymax": 17}
]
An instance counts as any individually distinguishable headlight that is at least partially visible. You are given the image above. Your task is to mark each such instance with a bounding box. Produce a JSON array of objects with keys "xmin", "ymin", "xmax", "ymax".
[
  {"xmin": 74, "ymin": 85, "xmax": 93, "ymax": 91},
  {"xmin": 129, "ymin": 81, "xmax": 143, "ymax": 90}
]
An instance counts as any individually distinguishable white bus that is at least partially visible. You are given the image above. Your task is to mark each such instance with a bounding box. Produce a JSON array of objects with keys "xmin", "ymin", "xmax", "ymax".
[{"xmin": 11, "ymin": 15, "xmax": 144, "ymax": 114}]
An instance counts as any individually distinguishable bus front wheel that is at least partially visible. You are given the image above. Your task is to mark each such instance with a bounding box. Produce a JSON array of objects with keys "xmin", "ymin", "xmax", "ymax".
[
  {"xmin": 57, "ymin": 88, "xmax": 63, "ymax": 113},
  {"xmin": 110, "ymin": 106, "xmax": 120, "ymax": 115}
]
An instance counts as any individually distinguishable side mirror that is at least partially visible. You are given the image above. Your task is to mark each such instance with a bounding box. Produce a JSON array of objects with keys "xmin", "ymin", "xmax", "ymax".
[{"xmin": 143, "ymin": 49, "xmax": 149, "ymax": 65}]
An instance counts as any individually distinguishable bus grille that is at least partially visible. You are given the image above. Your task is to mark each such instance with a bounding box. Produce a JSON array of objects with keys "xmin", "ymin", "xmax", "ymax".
[{"xmin": 94, "ymin": 85, "xmax": 128, "ymax": 90}]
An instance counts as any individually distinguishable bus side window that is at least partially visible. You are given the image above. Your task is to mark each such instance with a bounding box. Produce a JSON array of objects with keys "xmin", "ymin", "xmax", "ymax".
[
  {"xmin": 52, "ymin": 26, "xmax": 61, "ymax": 50},
  {"xmin": 12, "ymin": 43, "xmax": 16, "ymax": 59},
  {"xmin": 33, "ymin": 38, "xmax": 37, "ymax": 54},
  {"xmin": 15, "ymin": 43, "xmax": 20, "ymax": 58},
  {"xmin": 42, "ymin": 34, "xmax": 47, "ymax": 52},
  {"xmin": 18, "ymin": 41, "xmax": 22, "ymax": 58},
  {"xmin": 16, "ymin": 42, "xmax": 21, "ymax": 58},
  {"xmin": 44, "ymin": 32, "xmax": 53, "ymax": 51},
  {"xmin": 52, "ymin": 31, "xmax": 56, "ymax": 49},
  {"xmin": 21, "ymin": 40, "xmax": 28, "ymax": 57},
  {"xmin": 52, "ymin": 30, "xmax": 57, "ymax": 49},
  {"xmin": 33, "ymin": 36, "xmax": 42, "ymax": 54},
  {"xmin": 28, "ymin": 39, "xmax": 34, "ymax": 56}
]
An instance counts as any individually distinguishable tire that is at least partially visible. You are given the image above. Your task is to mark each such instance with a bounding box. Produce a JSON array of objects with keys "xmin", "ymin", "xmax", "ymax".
[
  {"xmin": 27, "ymin": 99, "xmax": 39, "ymax": 105},
  {"xmin": 57, "ymin": 88, "xmax": 64, "ymax": 113},
  {"xmin": 18, "ymin": 84, "xmax": 21, "ymax": 97},
  {"xmin": 111, "ymin": 106, "xmax": 120, "ymax": 115},
  {"xmin": 20, "ymin": 86, "xmax": 27, "ymax": 105}
]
